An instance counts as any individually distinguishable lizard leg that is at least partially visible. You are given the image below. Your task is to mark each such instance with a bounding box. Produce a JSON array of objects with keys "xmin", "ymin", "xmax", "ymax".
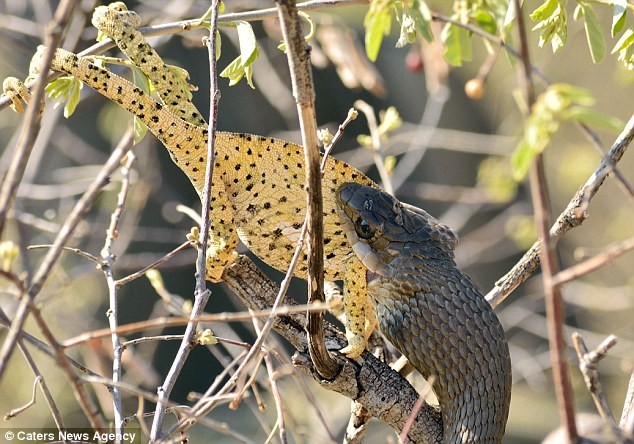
[
  {"xmin": 202, "ymin": 184, "xmax": 240, "ymax": 282},
  {"xmin": 3, "ymin": 77, "xmax": 33, "ymax": 113},
  {"xmin": 91, "ymin": 2, "xmax": 206, "ymax": 127},
  {"xmin": 340, "ymin": 260, "xmax": 370, "ymax": 358},
  {"xmin": 364, "ymin": 295, "xmax": 378, "ymax": 341}
]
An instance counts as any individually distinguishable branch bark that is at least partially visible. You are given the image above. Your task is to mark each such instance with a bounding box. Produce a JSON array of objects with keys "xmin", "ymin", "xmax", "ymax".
[{"xmin": 223, "ymin": 255, "xmax": 443, "ymax": 443}]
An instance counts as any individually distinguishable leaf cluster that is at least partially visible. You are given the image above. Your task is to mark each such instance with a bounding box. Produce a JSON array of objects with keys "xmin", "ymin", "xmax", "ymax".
[
  {"xmin": 512, "ymin": 84, "xmax": 623, "ymax": 180},
  {"xmin": 531, "ymin": 0, "xmax": 634, "ymax": 68}
]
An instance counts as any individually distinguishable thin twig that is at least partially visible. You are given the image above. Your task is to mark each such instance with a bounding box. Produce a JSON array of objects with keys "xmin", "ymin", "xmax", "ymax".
[
  {"xmin": 621, "ymin": 369, "xmax": 634, "ymax": 433},
  {"xmin": 514, "ymin": 0, "xmax": 577, "ymax": 441},
  {"xmin": 571, "ymin": 332, "xmax": 618, "ymax": 426},
  {"xmin": 552, "ymin": 236, "xmax": 634, "ymax": 286},
  {"xmin": 0, "ymin": 118, "xmax": 136, "ymax": 379},
  {"xmin": 115, "ymin": 241, "xmax": 191, "ymax": 287},
  {"xmin": 14, "ymin": 341, "xmax": 66, "ymax": 433},
  {"xmin": 4, "ymin": 376, "xmax": 42, "ymax": 420},
  {"xmin": 253, "ymin": 319, "xmax": 287, "ymax": 444},
  {"xmin": 320, "ymin": 107, "xmax": 359, "ymax": 169},
  {"xmin": 150, "ymin": 1, "xmax": 221, "ymax": 439},
  {"xmin": 100, "ymin": 147, "xmax": 136, "ymax": 435},
  {"xmin": 354, "ymin": 100, "xmax": 394, "ymax": 194},
  {"xmin": 62, "ymin": 302, "xmax": 331, "ymax": 349},
  {"xmin": 399, "ymin": 375, "xmax": 435, "ymax": 443},
  {"xmin": 0, "ymin": 0, "xmax": 76, "ymax": 236}
]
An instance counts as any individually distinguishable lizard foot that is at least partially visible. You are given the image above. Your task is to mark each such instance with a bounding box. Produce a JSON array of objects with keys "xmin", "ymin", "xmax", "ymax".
[
  {"xmin": 186, "ymin": 227, "xmax": 238, "ymax": 283},
  {"xmin": 3, "ymin": 77, "xmax": 31, "ymax": 113},
  {"xmin": 340, "ymin": 333, "xmax": 367, "ymax": 359}
]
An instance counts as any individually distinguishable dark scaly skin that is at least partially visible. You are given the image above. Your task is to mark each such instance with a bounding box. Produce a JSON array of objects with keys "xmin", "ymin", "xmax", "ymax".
[{"xmin": 336, "ymin": 182, "xmax": 512, "ymax": 443}]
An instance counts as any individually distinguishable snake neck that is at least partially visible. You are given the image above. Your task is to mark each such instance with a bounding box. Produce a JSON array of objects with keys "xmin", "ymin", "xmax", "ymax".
[{"xmin": 368, "ymin": 260, "xmax": 512, "ymax": 444}]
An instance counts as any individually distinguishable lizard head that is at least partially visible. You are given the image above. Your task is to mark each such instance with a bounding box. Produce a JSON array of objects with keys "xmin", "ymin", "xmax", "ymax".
[{"xmin": 335, "ymin": 182, "xmax": 458, "ymax": 280}]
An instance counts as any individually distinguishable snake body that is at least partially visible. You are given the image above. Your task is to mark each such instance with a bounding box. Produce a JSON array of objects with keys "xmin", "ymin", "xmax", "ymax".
[{"xmin": 337, "ymin": 182, "xmax": 512, "ymax": 443}]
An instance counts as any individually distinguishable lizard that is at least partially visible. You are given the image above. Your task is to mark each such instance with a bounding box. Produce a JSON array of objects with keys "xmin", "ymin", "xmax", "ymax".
[
  {"xmin": 336, "ymin": 182, "xmax": 512, "ymax": 443},
  {"xmin": 3, "ymin": 4, "xmax": 514, "ymax": 440},
  {"xmin": 2, "ymin": 2, "xmax": 376, "ymax": 357}
]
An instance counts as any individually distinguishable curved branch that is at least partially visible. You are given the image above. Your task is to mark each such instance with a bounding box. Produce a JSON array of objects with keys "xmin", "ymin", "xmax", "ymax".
[{"xmin": 223, "ymin": 255, "xmax": 443, "ymax": 444}]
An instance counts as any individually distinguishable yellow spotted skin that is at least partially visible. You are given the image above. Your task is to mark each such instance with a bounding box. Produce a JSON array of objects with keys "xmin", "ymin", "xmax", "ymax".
[{"xmin": 2, "ymin": 2, "xmax": 377, "ymax": 358}]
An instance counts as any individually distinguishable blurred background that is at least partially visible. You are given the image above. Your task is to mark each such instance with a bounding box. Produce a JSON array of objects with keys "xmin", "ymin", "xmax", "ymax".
[{"xmin": 1, "ymin": 0, "xmax": 633, "ymax": 442}]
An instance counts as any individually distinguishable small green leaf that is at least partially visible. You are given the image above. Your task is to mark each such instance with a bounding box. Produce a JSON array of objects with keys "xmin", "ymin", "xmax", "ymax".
[
  {"xmin": 395, "ymin": 1, "xmax": 433, "ymax": 48},
  {"xmin": 377, "ymin": 106, "xmax": 402, "ymax": 134},
  {"xmin": 612, "ymin": 28, "xmax": 634, "ymax": 54},
  {"xmin": 612, "ymin": 0, "xmax": 627, "ymax": 37},
  {"xmin": 512, "ymin": 84, "xmax": 621, "ymax": 180},
  {"xmin": 530, "ymin": 0, "xmax": 568, "ymax": 53},
  {"xmin": 472, "ymin": 9, "xmax": 497, "ymax": 36},
  {"xmin": 220, "ymin": 48, "xmax": 258, "ymax": 88},
  {"xmin": 414, "ymin": 0, "xmax": 433, "ymax": 42},
  {"xmin": 236, "ymin": 21, "xmax": 257, "ymax": 65},
  {"xmin": 220, "ymin": 21, "xmax": 259, "ymax": 88},
  {"xmin": 441, "ymin": 22, "xmax": 471, "ymax": 66},
  {"xmin": 575, "ymin": 4, "xmax": 605, "ymax": 63},
  {"xmin": 530, "ymin": 0, "xmax": 559, "ymax": 22},
  {"xmin": 563, "ymin": 107, "xmax": 623, "ymax": 130},
  {"xmin": 364, "ymin": 1, "xmax": 393, "ymax": 62},
  {"xmin": 45, "ymin": 76, "xmax": 83, "ymax": 118},
  {"xmin": 611, "ymin": 28, "xmax": 634, "ymax": 70}
]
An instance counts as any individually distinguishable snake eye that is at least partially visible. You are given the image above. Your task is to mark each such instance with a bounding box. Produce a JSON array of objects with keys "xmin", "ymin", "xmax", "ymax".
[{"xmin": 354, "ymin": 218, "xmax": 375, "ymax": 240}]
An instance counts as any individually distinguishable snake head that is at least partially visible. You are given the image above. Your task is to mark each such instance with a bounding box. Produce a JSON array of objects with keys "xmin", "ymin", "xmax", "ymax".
[{"xmin": 336, "ymin": 182, "xmax": 458, "ymax": 278}]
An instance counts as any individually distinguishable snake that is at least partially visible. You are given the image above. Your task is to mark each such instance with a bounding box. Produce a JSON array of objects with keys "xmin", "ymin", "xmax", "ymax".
[{"xmin": 336, "ymin": 182, "xmax": 512, "ymax": 443}]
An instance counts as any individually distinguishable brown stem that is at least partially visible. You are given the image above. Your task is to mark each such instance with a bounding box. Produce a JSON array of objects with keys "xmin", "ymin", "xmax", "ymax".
[
  {"xmin": 149, "ymin": 2, "xmax": 222, "ymax": 439},
  {"xmin": 514, "ymin": 0, "xmax": 577, "ymax": 441},
  {"xmin": 275, "ymin": 0, "xmax": 338, "ymax": 379}
]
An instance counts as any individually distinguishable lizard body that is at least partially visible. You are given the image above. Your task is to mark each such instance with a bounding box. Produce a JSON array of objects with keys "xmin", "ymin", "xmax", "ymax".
[
  {"xmin": 337, "ymin": 182, "xmax": 512, "ymax": 443},
  {"xmin": 2, "ymin": 2, "xmax": 376, "ymax": 357}
]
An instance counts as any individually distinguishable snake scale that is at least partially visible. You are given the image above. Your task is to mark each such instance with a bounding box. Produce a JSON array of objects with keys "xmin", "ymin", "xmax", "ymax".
[{"xmin": 337, "ymin": 182, "xmax": 512, "ymax": 443}]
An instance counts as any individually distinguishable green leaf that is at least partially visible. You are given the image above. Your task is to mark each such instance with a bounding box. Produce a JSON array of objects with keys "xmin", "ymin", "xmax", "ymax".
[
  {"xmin": 612, "ymin": 0, "xmax": 627, "ymax": 37},
  {"xmin": 220, "ymin": 21, "xmax": 259, "ymax": 88},
  {"xmin": 611, "ymin": 27, "xmax": 634, "ymax": 70},
  {"xmin": 612, "ymin": 28, "xmax": 634, "ymax": 54},
  {"xmin": 511, "ymin": 140, "xmax": 537, "ymax": 181},
  {"xmin": 220, "ymin": 48, "xmax": 258, "ymax": 88},
  {"xmin": 441, "ymin": 23, "xmax": 462, "ymax": 66},
  {"xmin": 414, "ymin": 0, "xmax": 433, "ymax": 42},
  {"xmin": 530, "ymin": 0, "xmax": 568, "ymax": 53},
  {"xmin": 530, "ymin": 0, "xmax": 559, "ymax": 22},
  {"xmin": 575, "ymin": 4, "xmax": 605, "ymax": 63},
  {"xmin": 364, "ymin": 0, "xmax": 393, "ymax": 62},
  {"xmin": 236, "ymin": 21, "xmax": 257, "ymax": 65},
  {"xmin": 377, "ymin": 106, "xmax": 402, "ymax": 134},
  {"xmin": 512, "ymin": 84, "xmax": 621, "ymax": 180},
  {"xmin": 472, "ymin": 9, "xmax": 497, "ymax": 36},
  {"xmin": 45, "ymin": 76, "xmax": 83, "ymax": 118},
  {"xmin": 395, "ymin": 1, "xmax": 433, "ymax": 48},
  {"xmin": 563, "ymin": 107, "xmax": 623, "ymax": 130}
]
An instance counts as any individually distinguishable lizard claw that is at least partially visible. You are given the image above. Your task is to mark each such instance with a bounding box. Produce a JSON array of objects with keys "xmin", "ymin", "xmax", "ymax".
[
  {"xmin": 340, "ymin": 333, "xmax": 367, "ymax": 359},
  {"xmin": 3, "ymin": 77, "xmax": 31, "ymax": 113}
]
